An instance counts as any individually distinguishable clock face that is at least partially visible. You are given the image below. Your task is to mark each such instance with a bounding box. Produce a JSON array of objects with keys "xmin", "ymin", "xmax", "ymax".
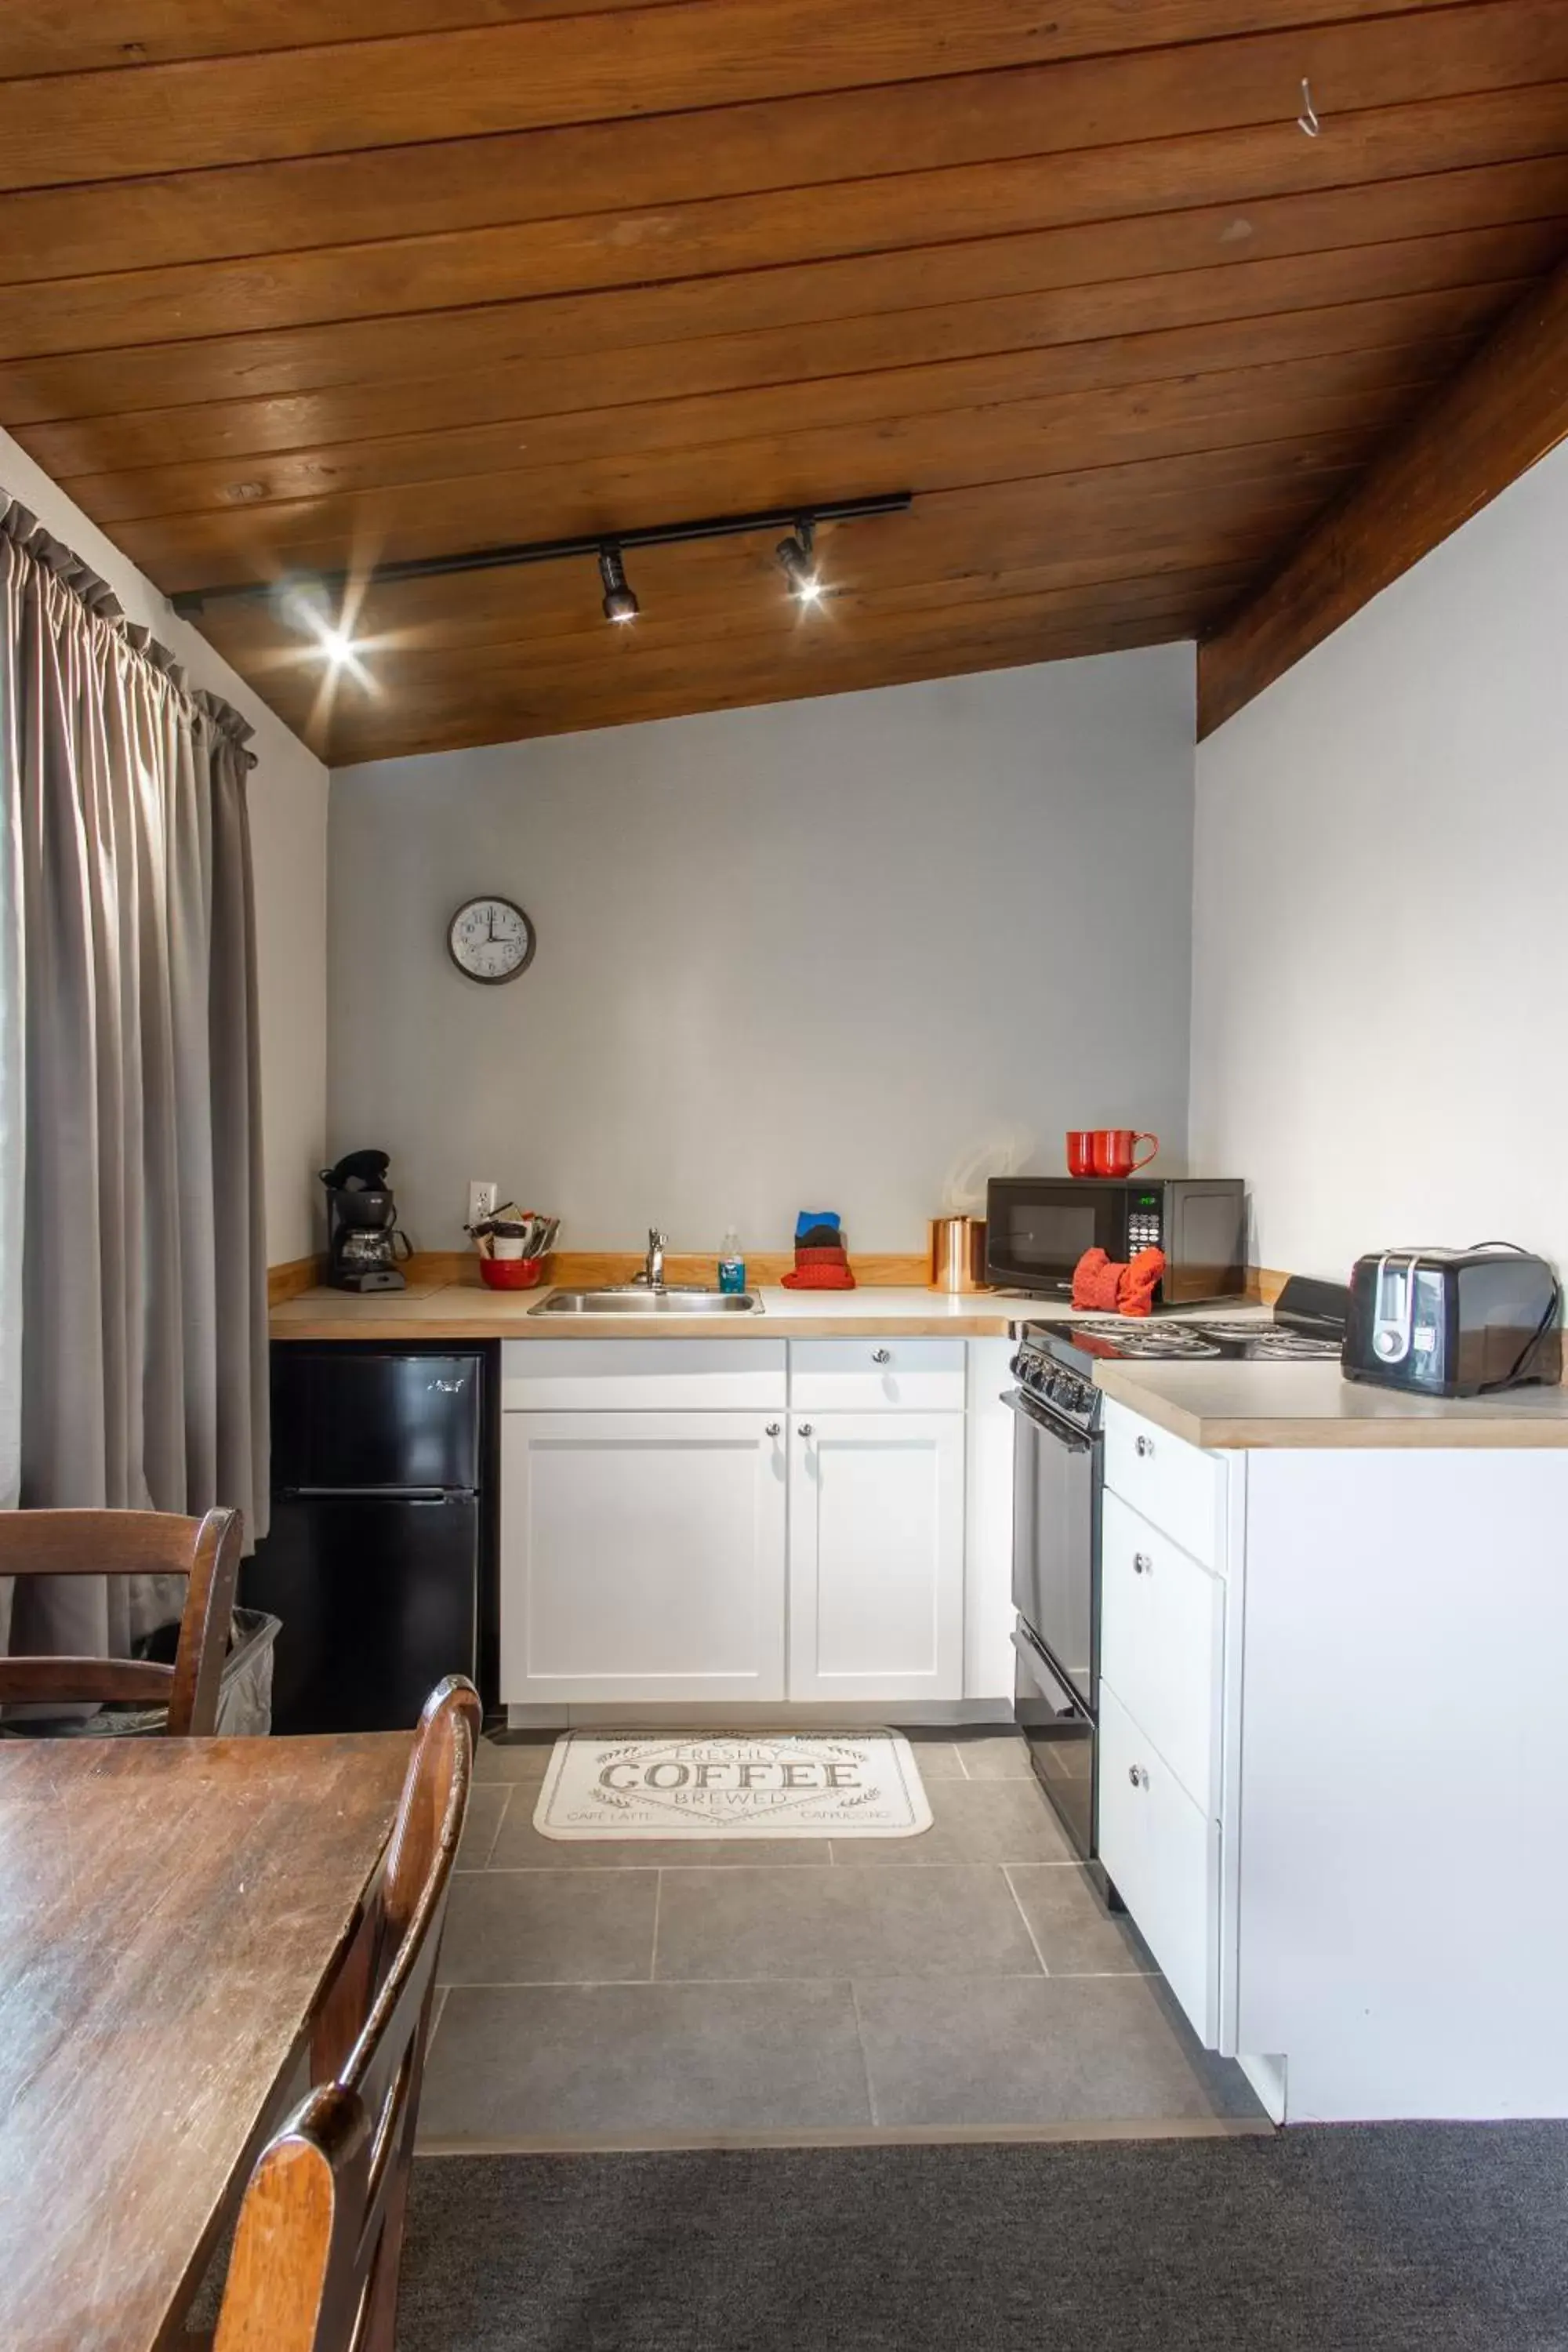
[{"xmin": 448, "ymin": 895, "xmax": 536, "ymax": 984}]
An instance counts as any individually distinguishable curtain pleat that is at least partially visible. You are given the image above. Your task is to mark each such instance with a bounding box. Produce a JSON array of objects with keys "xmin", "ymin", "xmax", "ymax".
[{"xmin": 0, "ymin": 494, "xmax": 270, "ymax": 1668}]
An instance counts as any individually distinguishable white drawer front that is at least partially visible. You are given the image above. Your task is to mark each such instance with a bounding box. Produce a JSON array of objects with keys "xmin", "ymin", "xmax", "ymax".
[
  {"xmin": 789, "ymin": 1338, "xmax": 966, "ymax": 1414},
  {"xmin": 1102, "ymin": 1399, "xmax": 1225, "ymax": 1569},
  {"xmin": 1098, "ymin": 1681, "xmax": 1221, "ymax": 2045},
  {"xmin": 1100, "ymin": 1491, "xmax": 1221, "ymax": 1812},
  {"xmin": 502, "ymin": 1338, "xmax": 786, "ymax": 1412}
]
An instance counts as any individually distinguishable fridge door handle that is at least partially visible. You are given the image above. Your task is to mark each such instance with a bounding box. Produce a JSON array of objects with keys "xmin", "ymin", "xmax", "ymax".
[{"xmin": 280, "ymin": 1485, "xmax": 454, "ymax": 1503}]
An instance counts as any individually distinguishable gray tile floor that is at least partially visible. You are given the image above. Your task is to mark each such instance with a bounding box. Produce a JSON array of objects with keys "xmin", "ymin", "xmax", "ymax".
[{"xmin": 421, "ymin": 1730, "xmax": 1265, "ymax": 2151}]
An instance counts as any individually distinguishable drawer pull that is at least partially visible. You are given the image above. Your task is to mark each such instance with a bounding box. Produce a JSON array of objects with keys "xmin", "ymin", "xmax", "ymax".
[
  {"xmin": 765, "ymin": 1422, "xmax": 782, "ymax": 1438},
  {"xmin": 1135, "ymin": 1434, "xmax": 1155, "ymax": 1458},
  {"xmin": 1132, "ymin": 1552, "xmax": 1152, "ymax": 1577},
  {"xmin": 872, "ymin": 1348, "xmax": 891, "ymax": 1365},
  {"xmin": 798, "ymin": 1423, "xmax": 815, "ymax": 1438},
  {"xmin": 1128, "ymin": 1764, "xmax": 1149, "ymax": 1791}
]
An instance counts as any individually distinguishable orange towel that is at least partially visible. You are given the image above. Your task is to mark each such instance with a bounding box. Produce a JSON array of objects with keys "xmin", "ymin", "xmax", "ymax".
[{"xmin": 1070, "ymin": 1246, "xmax": 1167, "ymax": 1316}]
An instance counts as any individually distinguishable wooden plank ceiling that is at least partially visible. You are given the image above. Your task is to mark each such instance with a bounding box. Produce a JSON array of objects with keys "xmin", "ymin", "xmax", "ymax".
[{"xmin": 2, "ymin": 1, "xmax": 1566, "ymax": 762}]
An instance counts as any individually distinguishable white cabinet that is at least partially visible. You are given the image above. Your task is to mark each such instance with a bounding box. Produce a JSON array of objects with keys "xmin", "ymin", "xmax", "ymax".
[
  {"xmin": 1102, "ymin": 1399, "xmax": 1225, "ymax": 1569},
  {"xmin": 1097, "ymin": 1681, "xmax": 1221, "ymax": 2045},
  {"xmin": 787, "ymin": 1412, "xmax": 965, "ymax": 1702},
  {"xmin": 500, "ymin": 1411, "xmax": 787, "ymax": 1704},
  {"xmin": 1099, "ymin": 1490, "xmax": 1222, "ymax": 1810}
]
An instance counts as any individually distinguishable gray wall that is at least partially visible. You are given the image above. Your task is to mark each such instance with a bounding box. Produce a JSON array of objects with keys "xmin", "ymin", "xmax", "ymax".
[{"xmin": 328, "ymin": 649, "xmax": 1196, "ymax": 1255}]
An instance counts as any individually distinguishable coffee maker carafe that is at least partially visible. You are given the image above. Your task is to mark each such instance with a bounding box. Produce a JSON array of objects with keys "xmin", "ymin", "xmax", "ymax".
[{"xmin": 321, "ymin": 1149, "xmax": 412, "ymax": 1292}]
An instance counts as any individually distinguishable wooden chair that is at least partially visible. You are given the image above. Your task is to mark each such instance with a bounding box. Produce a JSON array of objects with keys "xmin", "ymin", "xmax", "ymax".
[
  {"xmin": 0, "ymin": 1507, "xmax": 241, "ymax": 1735},
  {"xmin": 209, "ymin": 1675, "xmax": 481, "ymax": 2352}
]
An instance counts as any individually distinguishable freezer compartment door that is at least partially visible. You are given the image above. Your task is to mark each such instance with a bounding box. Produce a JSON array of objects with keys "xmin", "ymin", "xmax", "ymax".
[
  {"xmin": 242, "ymin": 1494, "xmax": 478, "ymax": 1733},
  {"xmin": 271, "ymin": 1350, "xmax": 481, "ymax": 1492}
]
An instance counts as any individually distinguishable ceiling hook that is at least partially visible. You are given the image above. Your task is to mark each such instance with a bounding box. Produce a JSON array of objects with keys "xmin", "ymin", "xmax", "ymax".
[{"xmin": 1297, "ymin": 77, "xmax": 1321, "ymax": 137}]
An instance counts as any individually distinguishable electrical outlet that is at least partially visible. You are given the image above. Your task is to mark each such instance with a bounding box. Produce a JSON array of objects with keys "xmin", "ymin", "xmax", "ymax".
[{"xmin": 468, "ymin": 1180, "xmax": 498, "ymax": 1228}]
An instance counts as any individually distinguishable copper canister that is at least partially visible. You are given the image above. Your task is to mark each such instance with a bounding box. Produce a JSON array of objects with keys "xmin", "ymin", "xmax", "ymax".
[{"xmin": 929, "ymin": 1215, "xmax": 988, "ymax": 1293}]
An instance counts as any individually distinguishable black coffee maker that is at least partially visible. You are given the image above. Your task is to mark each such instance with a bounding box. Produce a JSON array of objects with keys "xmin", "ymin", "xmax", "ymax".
[{"xmin": 321, "ymin": 1149, "xmax": 412, "ymax": 1292}]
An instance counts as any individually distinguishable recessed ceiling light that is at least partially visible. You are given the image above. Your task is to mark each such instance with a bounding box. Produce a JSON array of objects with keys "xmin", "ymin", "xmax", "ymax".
[
  {"xmin": 598, "ymin": 545, "xmax": 640, "ymax": 624},
  {"xmin": 317, "ymin": 626, "xmax": 359, "ymax": 668}
]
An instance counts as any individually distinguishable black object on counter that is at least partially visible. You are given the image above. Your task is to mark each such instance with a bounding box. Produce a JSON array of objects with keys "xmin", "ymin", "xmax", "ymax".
[
  {"xmin": 1342, "ymin": 1245, "xmax": 1562, "ymax": 1398},
  {"xmin": 244, "ymin": 1344, "xmax": 494, "ymax": 1732}
]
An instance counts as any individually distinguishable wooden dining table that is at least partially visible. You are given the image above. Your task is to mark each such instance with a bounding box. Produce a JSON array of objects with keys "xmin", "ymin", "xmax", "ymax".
[{"xmin": 0, "ymin": 1730, "xmax": 411, "ymax": 2352}]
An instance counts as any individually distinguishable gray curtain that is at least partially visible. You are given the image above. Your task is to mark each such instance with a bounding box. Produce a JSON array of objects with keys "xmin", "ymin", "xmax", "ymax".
[{"xmin": 0, "ymin": 492, "xmax": 269, "ymax": 1666}]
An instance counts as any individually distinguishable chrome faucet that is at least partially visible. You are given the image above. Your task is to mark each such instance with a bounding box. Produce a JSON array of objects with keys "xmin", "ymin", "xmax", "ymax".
[{"xmin": 636, "ymin": 1226, "xmax": 667, "ymax": 1289}]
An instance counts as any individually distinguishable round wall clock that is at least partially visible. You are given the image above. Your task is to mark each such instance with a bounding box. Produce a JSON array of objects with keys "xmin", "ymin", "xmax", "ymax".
[{"xmin": 447, "ymin": 895, "xmax": 536, "ymax": 984}]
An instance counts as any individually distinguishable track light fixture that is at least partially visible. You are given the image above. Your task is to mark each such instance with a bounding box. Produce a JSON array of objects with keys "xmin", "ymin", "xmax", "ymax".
[
  {"xmin": 775, "ymin": 520, "xmax": 823, "ymax": 604},
  {"xmin": 170, "ymin": 495, "xmax": 913, "ymax": 618},
  {"xmin": 597, "ymin": 543, "xmax": 639, "ymax": 624}
]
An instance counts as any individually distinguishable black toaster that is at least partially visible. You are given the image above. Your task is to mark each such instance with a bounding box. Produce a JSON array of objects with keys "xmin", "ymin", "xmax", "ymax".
[{"xmin": 1342, "ymin": 1245, "xmax": 1562, "ymax": 1398}]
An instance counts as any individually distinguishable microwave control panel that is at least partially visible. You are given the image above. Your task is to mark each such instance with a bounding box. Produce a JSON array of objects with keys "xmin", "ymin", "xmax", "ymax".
[{"xmin": 1127, "ymin": 1191, "xmax": 1163, "ymax": 1254}]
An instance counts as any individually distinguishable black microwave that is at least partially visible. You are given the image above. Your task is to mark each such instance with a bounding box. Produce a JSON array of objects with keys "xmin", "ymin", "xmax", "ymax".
[{"xmin": 985, "ymin": 1177, "xmax": 1247, "ymax": 1305}]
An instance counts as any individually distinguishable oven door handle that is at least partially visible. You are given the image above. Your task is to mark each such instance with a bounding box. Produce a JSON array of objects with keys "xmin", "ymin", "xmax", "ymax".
[{"xmin": 1001, "ymin": 1387, "xmax": 1094, "ymax": 1452}]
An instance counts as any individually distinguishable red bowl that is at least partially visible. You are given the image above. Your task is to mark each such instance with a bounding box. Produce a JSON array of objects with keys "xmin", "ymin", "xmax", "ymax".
[{"xmin": 478, "ymin": 1256, "xmax": 547, "ymax": 1290}]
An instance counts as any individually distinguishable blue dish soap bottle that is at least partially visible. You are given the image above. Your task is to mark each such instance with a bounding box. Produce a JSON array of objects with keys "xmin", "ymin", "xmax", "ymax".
[{"xmin": 717, "ymin": 1227, "xmax": 746, "ymax": 1293}]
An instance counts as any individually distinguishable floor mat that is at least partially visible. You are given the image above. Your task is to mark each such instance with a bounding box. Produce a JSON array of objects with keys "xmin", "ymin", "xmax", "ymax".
[
  {"xmin": 397, "ymin": 2128, "xmax": 1568, "ymax": 2352},
  {"xmin": 532, "ymin": 1731, "xmax": 931, "ymax": 1840}
]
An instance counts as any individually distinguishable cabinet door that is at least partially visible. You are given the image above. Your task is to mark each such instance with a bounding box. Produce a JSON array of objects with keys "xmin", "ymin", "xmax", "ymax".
[
  {"xmin": 1098, "ymin": 1681, "xmax": 1221, "ymax": 2045},
  {"xmin": 788, "ymin": 1413, "xmax": 965, "ymax": 1702},
  {"xmin": 500, "ymin": 1413, "xmax": 786, "ymax": 1704}
]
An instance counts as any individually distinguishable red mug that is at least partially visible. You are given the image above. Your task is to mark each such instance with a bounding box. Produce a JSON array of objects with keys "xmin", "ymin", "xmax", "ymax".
[
  {"xmin": 1092, "ymin": 1128, "xmax": 1158, "ymax": 1178},
  {"xmin": 1065, "ymin": 1130, "xmax": 1097, "ymax": 1178}
]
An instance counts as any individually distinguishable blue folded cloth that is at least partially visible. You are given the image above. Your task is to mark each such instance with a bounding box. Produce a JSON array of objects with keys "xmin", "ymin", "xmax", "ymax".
[{"xmin": 796, "ymin": 1210, "xmax": 841, "ymax": 1240}]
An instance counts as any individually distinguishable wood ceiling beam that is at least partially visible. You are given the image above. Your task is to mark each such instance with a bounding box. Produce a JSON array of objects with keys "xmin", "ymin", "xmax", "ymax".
[
  {"xmin": 5, "ymin": 83, "xmax": 1559, "ymax": 362},
  {"xmin": 3, "ymin": 1, "xmax": 1556, "ymax": 285},
  {"xmin": 7, "ymin": 154, "xmax": 1562, "ymax": 431},
  {"xmin": 62, "ymin": 285, "xmax": 1508, "ymax": 528},
  {"xmin": 110, "ymin": 344, "xmax": 1457, "ymax": 589},
  {"xmin": 19, "ymin": 220, "xmax": 1562, "ymax": 485},
  {"xmin": 1196, "ymin": 253, "xmax": 1568, "ymax": 733},
  {"xmin": 0, "ymin": 0, "xmax": 1490, "ymax": 191}
]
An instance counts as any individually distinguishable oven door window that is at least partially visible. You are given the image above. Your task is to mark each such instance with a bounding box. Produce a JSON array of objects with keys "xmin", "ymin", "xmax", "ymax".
[{"xmin": 1007, "ymin": 1393, "xmax": 1095, "ymax": 1704}]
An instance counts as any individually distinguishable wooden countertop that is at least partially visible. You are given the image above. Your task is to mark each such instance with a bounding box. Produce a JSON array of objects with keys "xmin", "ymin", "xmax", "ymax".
[
  {"xmin": 1094, "ymin": 1359, "xmax": 1568, "ymax": 1449},
  {"xmin": 270, "ymin": 1282, "xmax": 1039, "ymax": 1341}
]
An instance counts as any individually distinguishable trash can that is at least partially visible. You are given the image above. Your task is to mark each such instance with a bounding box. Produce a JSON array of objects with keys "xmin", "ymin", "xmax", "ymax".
[{"xmin": 0, "ymin": 1607, "xmax": 282, "ymax": 1739}]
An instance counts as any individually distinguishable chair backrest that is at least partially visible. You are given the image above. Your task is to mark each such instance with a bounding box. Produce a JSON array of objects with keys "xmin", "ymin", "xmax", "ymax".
[
  {"xmin": 212, "ymin": 1676, "xmax": 481, "ymax": 2352},
  {"xmin": 0, "ymin": 1507, "xmax": 241, "ymax": 1735}
]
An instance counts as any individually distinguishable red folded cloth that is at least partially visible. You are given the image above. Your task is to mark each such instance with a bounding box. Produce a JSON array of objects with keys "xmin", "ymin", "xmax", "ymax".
[
  {"xmin": 781, "ymin": 1262, "xmax": 858, "ymax": 1289},
  {"xmin": 1117, "ymin": 1247, "xmax": 1166, "ymax": 1317},
  {"xmin": 1070, "ymin": 1245, "xmax": 1166, "ymax": 1317},
  {"xmin": 782, "ymin": 1234, "xmax": 858, "ymax": 1290},
  {"xmin": 1071, "ymin": 1248, "xmax": 1121, "ymax": 1312}
]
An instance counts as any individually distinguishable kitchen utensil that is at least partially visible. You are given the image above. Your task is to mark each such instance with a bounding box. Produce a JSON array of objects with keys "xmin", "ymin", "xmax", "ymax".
[
  {"xmin": 1065, "ymin": 1131, "xmax": 1096, "ymax": 1178},
  {"xmin": 1091, "ymin": 1129, "xmax": 1159, "ymax": 1178},
  {"xmin": 929, "ymin": 1215, "xmax": 988, "ymax": 1293}
]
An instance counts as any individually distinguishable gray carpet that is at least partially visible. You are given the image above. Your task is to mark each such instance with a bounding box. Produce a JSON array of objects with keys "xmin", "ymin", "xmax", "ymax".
[{"xmin": 397, "ymin": 2127, "xmax": 1568, "ymax": 2351}]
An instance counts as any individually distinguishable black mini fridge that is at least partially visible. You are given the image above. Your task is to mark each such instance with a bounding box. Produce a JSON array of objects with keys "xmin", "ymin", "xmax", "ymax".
[{"xmin": 245, "ymin": 1345, "xmax": 492, "ymax": 1732}]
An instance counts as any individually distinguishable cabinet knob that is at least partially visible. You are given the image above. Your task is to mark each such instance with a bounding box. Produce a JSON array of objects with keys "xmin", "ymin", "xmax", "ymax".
[
  {"xmin": 872, "ymin": 1347, "xmax": 891, "ymax": 1365},
  {"xmin": 765, "ymin": 1422, "xmax": 782, "ymax": 1438},
  {"xmin": 798, "ymin": 1422, "xmax": 815, "ymax": 1439},
  {"xmin": 1128, "ymin": 1764, "xmax": 1149, "ymax": 1790},
  {"xmin": 1135, "ymin": 1434, "xmax": 1155, "ymax": 1458},
  {"xmin": 1133, "ymin": 1552, "xmax": 1152, "ymax": 1577}
]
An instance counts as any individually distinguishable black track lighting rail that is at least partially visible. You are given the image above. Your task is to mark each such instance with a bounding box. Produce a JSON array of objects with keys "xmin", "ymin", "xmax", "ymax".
[{"xmin": 169, "ymin": 492, "xmax": 914, "ymax": 616}]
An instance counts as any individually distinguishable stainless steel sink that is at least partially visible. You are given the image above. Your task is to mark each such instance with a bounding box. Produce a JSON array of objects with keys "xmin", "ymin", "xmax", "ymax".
[{"xmin": 529, "ymin": 1287, "xmax": 763, "ymax": 1316}]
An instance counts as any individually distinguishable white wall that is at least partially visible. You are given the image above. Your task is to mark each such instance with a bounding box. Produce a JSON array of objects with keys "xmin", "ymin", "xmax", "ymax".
[
  {"xmin": 1191, "ymin": 435, "xmax": 1568, "ymax": 1282},
  {"xmin": 0, "ymin": 429, "xmax": 329, "ymax": 1264},
  {"xmin": 330, "ymin": 648, "xmax": 1196, "ymax": 1254}
]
